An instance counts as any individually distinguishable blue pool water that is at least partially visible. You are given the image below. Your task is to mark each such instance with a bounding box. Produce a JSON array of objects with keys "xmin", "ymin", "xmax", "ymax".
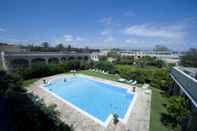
[{"xmin": 45, "ymin": 76, "xmax": 134, "ymax": 123}]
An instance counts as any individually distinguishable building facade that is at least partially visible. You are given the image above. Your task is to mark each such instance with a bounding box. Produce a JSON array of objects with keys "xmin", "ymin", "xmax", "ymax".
[
  {"xmin": 119, "ymin": 50, "xmax": 180, "ymax": 64},
  {"xmin": 171, "ymin": 67, "xmax": 197, "ymax": 131},
  {"xmin": 1, "ymin": 51, "xmax": 93, "ymax": 70}
]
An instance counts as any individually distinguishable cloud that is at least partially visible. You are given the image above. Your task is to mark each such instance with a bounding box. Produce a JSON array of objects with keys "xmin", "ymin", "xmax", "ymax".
[
  {"xmin": 125, "ymin": 39, "xmax": 132, "ymax": 43},
  {"xmin": 104, "ymin": 36, "xmax": 115, "ymax": 43},
  {"xmin": 100, "ymin": 29, "xmax": 111, "ymax": 36},
  {"xmin": 75, "ymin": 36, "xmax": 86, "ymax": 41},
  {"xmin": 64, "ymin": 35, "xmax": 74, "ymax": 42},
  {"xmin": 124, "ymin": 24, "xmax": 186, "ymax": 39},
  {"xmin": 0, "ymin": 28, "xmax": 6, "ymax": 32},
  {"xmin": 120, "ymin": 22, "xmax": 192, "ymax": 50},
  {"xmin": 100, "ymin": 16, "xmax": 113, "ymax": 25},
  {"xmin": 63, "ymin": 35, "xmax": 86, "ymax": 43},
  {"xmin": 124, "ymin": 10, "xmax": 136, "ymax": 17}
]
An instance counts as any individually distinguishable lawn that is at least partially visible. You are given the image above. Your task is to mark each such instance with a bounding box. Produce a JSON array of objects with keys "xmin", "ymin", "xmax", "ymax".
[
  {"xmin": 115, "ymin": 64, "xmax": 161, "ymax": 72},
  {"xmin": 150, "ymin": 88, "xmax": 169, "ymax": 131},
  {"xmin": 79, "ymin": 70, "xmax": 120, "ymax": 81},
  {"xmin": 80, "ymin": 70, "xmax": 169, "ymax": 131},
  {"xmin": 22, "ymin": 79, "xmax": 38, "ymax": 90}
]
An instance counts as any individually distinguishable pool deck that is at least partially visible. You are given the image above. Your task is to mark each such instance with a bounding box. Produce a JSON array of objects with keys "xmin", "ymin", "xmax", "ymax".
[{"xmin": 30, "ymin": 73, "xmax": 151, "ymax": 131}]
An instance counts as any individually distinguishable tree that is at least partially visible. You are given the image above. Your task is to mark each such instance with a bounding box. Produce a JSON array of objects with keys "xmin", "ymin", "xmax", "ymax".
[
  {"xmin": 95, "ymin": 61, "xmax": 116, "ymax": 74},
  {"xmin": 116, "ymin": 56, "xmax": 134, "ymax": 65},
  {"xmin": 99, "ymin": 56, "xmax": 108, "ymax": 61},
  {"xmin": 135, "ymin": 56, "xmax": 165, "ymax": 68},
  {"xmin": 67, "ymin": 45, "xmax": 72, "ymax": 51},
  {"xmin": 153, "ymin": 45, "xmax": 170, "ymax": 52},
  {"xmin": 0, "ymin": 71, "xmax": 22, "ymax": 96},
  {"xmin": 167, "ymin": 96, "xmax": 190, "ymax": 123},
  {"xmin": 0, "ymin": 70, "xmax": 72, "ymax": 131},
  {"xmin": 107, "ymin": 50, "xmax": 120, "ymax": 58},
  {"xmin": 85, "ymin": 46, "xmax": 89, "ymax": 53},
  {"xmin": 42, "ymin": 42, "xmax": 50, "ymax": 48},
  {"xmin": 56, "ymin": 43, "xmax": 64, "ymax": 51},
  {"xmin": 180, "ymin": 48, "xmax": 197, "ymax": 67}
]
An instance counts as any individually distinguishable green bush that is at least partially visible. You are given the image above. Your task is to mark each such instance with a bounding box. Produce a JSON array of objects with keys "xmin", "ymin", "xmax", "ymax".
[
  {"xmin": 167, "ymin": 96, "xmax": 190, "ymax": 122},
  {"xmin": 0, "ymin": 71, "xmax": 23, "ymax": 96},
  {"xmin": 115, "ymin": 65, "xmax": 173, "ymax": 89},
  {"xmin": 95, "ymin": 61, "xmax": 116, "ymax": 74},
  {"xmin": 180, "ymin": 48, "xmax": 197, "ymax": 67},
  {"xmin": 135, "ymin": 56, "xmax": 165, "ymax": 68},
  {"xmin": 17, "ymin": 60, "xmax": 91, "ymax": 79},
  {"xmin": 0, "ymin": 71, "xmax": 72, "ymax": 131}
]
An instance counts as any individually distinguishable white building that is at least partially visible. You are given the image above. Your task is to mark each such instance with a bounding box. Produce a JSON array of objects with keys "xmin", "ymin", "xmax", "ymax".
[{"xmin": 90, "ymin": 53, "xmax": 99, "ymax": 61}]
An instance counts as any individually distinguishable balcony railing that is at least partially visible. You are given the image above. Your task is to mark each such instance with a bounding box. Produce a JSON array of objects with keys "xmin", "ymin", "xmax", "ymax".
[{"xmin": 171, "ymin": 67, "xmax": 197, "ymax": 106}]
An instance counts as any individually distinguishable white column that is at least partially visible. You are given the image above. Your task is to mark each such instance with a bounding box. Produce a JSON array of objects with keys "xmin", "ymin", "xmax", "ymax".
[
  {"xmin": 1, "ymin": 51, "xmax": 8, "ymax": 70},
  {"xmin": 45, "ymin": 58, "xmax": 48, "ymax": 65},
  {"xmin": 28, "ymin": 59, "xmax": 32, "ymax": 68}
]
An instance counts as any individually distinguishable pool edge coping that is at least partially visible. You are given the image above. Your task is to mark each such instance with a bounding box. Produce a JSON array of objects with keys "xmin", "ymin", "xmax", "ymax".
[{"xmin": 40, "ymin": 73, "xmax": 137, "ymax": 128}]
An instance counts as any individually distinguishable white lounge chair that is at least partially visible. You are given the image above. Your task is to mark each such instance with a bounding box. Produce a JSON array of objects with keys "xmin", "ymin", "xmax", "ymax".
[
  {"xmin": 145, "ymin": 89, "xmax": 151, "ymax": 94},
  {"xmin": 118, "ymin": 78, "xmax": 126, "ymax": 82},
  {"xmin": 131, "ymin": 80, "xmax": 137, "ymax": 85},
  {"xmin": 127, "ymin": 80, "xmax": 133, "ymax": 84},
  {"xmin": 103, "ymin": 72, "xmax": 107, "ymax": 74},
  {"xmin": 142, "ymin": 84, "xmax": 149, "ymax": 89}
]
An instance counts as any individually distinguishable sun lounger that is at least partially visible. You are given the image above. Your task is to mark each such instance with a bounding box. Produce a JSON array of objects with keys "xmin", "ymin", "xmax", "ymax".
[
  {"xmin": 142, "ymin": 84, "xmax": 149, "ymax": 89},
  {"xmin": 127, "ymin": 80, "xmax": 133, "ymax": 83},
  {"xmin": 118, "ymin": 78, "xmax": 126, "ymax": 82},
  {"xmin": 131, "ymin": 80, "xmax": 137, "ymax": 85}
]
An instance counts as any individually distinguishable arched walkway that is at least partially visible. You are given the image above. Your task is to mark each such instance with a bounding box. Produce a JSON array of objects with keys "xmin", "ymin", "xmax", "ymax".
[
  {"xmin": 77, "ymin": 56, "xmax": 82, "ymax": 60},
  {"xmin": 48, "ymin": 57, "xmax": 59, "ymax": 64},
  {"xmin": 84, "ymin": 56, "xmax": 89, "ymax": 61},
  {"xmin": 61, "ymin": 57, "xmax": 67, "ymax": 62},
  {"xmin": 68, "ymin": 56, "xmax": 74, "ymax": 60},
  {"xmin": 31, "ymin": 58, "xmax": 46, "ymax": 65},
  {"xmin": 10, "ymin": 59, "xmax": 29, "ymax": 68}
]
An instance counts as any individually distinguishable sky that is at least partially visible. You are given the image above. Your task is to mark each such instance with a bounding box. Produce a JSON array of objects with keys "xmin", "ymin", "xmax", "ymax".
[{"xmin": 0, "ymin": 0, "xmax": 197, "ymax": 50}]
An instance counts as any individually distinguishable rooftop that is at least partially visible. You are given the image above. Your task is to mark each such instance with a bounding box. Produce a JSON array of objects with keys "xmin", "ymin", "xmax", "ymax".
[
  {"xmin": 171, "ymin": 67, "xmax": 197, "ymax": 107},
  {"xmin": 179, "ymin": 67, "xmax": 197, "ymax": 80}
]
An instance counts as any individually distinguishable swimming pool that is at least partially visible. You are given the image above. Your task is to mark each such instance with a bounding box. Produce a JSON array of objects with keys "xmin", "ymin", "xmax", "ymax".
[{"xmin": 43, "ymin": 75, "xmax": 135, "ymax": 127}]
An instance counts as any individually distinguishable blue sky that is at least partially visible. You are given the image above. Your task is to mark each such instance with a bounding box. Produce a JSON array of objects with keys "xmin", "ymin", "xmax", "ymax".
[{"xmin": 0, "ymin": 0, "xmax": 197, "ymax": 50}]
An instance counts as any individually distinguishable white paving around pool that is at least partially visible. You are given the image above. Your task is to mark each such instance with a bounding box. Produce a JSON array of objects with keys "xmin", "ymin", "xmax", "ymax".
[{"xmin": 30, "ymin": 73, "xmax": 151, "ymax": 131}]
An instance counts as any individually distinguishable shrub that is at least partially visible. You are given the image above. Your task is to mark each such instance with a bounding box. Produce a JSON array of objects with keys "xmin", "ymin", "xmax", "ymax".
[
  {"xmin": 0, "ymin": 71, "xmax": 23, "ymax": 96},
  {"xmin": 0, "ymin": 71, "xmax": 72, "ymax": 131},
  {"xmin": 16, "ymin": 60, "xmax": 92, "ymax": 79},
  {"xmin": 135, "ymin": 56, "xmax": 165, "ymax": 68},
  {"xmin": 167, "ymin": 96, "xmax": 190, "ymax": 122},
  {"xmin": 115, "ymin": 65, "xmax": 173, "ymax": 89},
  {"xmin": 95, "ymin": 61, "xmax": 116, "ymax": 74},
  {"xmin": 180, "ymin": 48, "xmax": 197, "ymax": 67}
]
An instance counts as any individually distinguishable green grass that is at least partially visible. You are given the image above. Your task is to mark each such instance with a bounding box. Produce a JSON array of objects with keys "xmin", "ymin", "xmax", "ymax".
[
  {"xmin": 150, "ymin": 88, "xmax": 169, "ymax": 131},
  {"xmin": 115, "ymin": 64, "xmax": 160, "ymax": 71},
  {"xmin": 22, "ymin": 79, "xmax": 38, "ymax": 90},
  {"xmin": 79, "ymin": 70, "xmax": 120, "ymax": 81},
  {"xmin": 0, "ymin": 62, "xmax": 3, "ymax": 70}
]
